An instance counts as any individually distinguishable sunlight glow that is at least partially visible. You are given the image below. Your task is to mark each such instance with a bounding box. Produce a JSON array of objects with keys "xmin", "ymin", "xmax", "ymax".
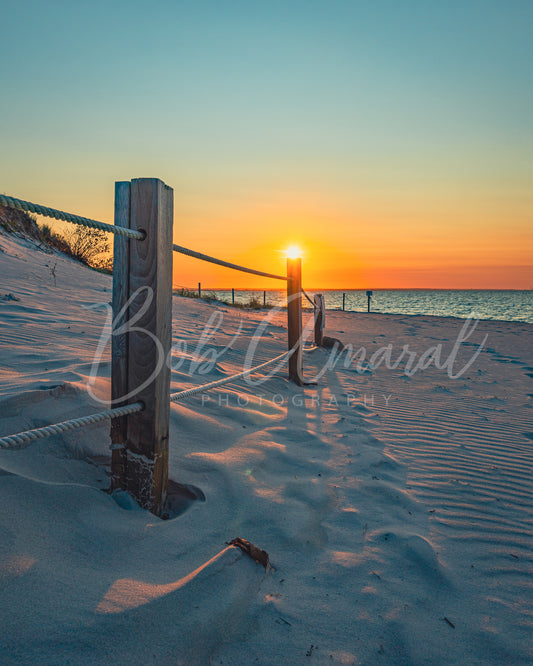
[{"xmin": 285, "ymin": 245, "xmax": 302, "ymax": 259}]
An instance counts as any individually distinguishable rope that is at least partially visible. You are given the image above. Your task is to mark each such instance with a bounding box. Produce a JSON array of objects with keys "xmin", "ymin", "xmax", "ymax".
[
  {"xmin": 0, "ymin": 402, "xmax": 143, "ymax": 450},
  {"xmin": 0, "ymin": 194, "xmax": 144, "ymax": 240},
  {"xmin": 0, "ymin": 349, "xmax": 289, "ymax": 447},
  {"xmin": 0, "ymin": 347, "xmax": 293, "ymax": 448},
  {"xmin": 170, "ymin": 350, "xmax": 290, "ymax": 402},
  {"xmin": 173, "ymin": 244, "xmax": 287, "ymax": 281},
  {"xmin": 302, "ymin": 288, "xmax": 315, "ymax": 307}
]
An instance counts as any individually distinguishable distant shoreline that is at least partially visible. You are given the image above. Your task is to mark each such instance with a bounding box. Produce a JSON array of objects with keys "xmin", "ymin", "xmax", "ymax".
[{"xmin": 174, "ymin": 288, "xmax": 533, "ymax": 324}]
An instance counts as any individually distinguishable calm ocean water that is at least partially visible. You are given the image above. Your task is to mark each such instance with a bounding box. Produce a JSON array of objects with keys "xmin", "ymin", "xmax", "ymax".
[{"xmin": 206, "ymin": 289, "xmax": 533, "ymax": 324}]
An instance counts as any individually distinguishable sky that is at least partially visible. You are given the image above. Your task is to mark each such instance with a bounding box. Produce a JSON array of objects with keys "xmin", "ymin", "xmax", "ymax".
[{"xmin": 1, "ymin": 0, "xmax": 532, "ymax": 289}]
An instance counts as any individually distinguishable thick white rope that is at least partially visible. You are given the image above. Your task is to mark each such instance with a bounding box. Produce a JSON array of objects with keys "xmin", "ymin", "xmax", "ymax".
[
  {"xmin": 173, "ymin": 244, "xmax": 287, "ymax": 281},
  {"xmin": 0, "ymin": 402, "xmax": 143, "ymax": 450},
  {"xmin": 0, "ymin": 194, "xmax": 144, "ymax": 240},
  {"xmin": 1, "ymin": 351, "xmax": 291, "ymax": 447},
  {"xmin": 169, "ymin": 350, "xmax": 290, "ymax": 402}
]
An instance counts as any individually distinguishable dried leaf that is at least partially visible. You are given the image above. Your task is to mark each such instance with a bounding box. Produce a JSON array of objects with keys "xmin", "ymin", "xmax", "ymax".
[{"xmin": 226, "ymin": 537, "xmax": 269, "ymax": 569}]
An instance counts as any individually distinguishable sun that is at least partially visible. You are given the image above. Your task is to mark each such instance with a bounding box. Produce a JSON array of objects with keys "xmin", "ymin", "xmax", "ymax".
[{"xmin": 285, "ymin": 245, "xmax": 302, "ymax": 259}]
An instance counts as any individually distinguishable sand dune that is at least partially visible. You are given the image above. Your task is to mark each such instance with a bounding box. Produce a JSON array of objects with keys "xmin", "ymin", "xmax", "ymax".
[{"xmin": 1, "ymin": 230, "xmax": 532, "ymax": 664}]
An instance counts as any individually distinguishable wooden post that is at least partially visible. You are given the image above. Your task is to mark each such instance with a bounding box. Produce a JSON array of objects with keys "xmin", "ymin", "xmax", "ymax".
[
  {"xmin": 110, "ymin": 181, "xmax": 131, "ymax": 491},
  {"xmin": 367, "ymin": 290, "xmax": 373, "ymax": 312},
  {"xmin": 198, "ymin": 282, "xmax": 201, "ymax": 299},
  {"xmin": 342, "ymin": 293, "xmax": 345, "ymax": 311},
  {"xmin": 314, "ymin": 294, "xmax": 325, "ymax": 347},
  {"xmin": 286, "ymin": 257, "xmax": 304, "ymax": 385},
  {"xmin": 111, "ymin": 178, "xmax": 173, "ymax": 516},
  {"xmin": 232, "ymin": 287, "xmax": 235, "ymax": 305},
  {"xmin": 263, "ymin": 290, "xmax": 266, "ymax": 308}
]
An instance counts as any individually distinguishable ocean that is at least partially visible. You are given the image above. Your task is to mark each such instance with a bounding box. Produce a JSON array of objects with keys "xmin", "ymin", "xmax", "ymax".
[{"xmin": 203, "ymin": 289, "xmax": 533, "ymax": 324}]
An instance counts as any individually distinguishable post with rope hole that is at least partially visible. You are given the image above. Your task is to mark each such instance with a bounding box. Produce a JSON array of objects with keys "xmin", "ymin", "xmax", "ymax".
[
  {"xmin": 314, "ymin": 294, "xmax": 325, "ymax": 347},
  {"xmin": 286, "ymin": 256, "xmax": 304, "ymax": 385},
  {"xmin": 110, "ymin": 178, "xmax": 173, "ymax": 516}
]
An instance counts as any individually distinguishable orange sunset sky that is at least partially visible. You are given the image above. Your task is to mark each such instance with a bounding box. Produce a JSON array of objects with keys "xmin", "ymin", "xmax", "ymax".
[{"xmin": 1, "ymin": 1, "xmax": 532, "ymax": 290}]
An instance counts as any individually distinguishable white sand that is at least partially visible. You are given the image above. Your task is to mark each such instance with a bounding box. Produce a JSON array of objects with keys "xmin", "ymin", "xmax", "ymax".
[{"xmin": 1, "ymin": 230, "xmax": 532, "ymax": 665}]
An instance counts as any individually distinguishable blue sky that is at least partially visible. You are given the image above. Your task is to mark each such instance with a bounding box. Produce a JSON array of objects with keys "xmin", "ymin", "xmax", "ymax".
[{"xmin": 1, "ymin": 0, "xmax": 532, "ymax": 287}]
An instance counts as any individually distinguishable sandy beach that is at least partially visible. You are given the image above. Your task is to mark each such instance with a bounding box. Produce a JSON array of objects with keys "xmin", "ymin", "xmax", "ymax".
[{"xmin": 1, "ymin": 230, "xmax": 532, "ymax": 665}]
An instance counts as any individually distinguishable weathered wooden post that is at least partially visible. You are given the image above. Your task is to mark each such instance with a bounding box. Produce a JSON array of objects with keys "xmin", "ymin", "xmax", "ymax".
[
  {"xmin": 263, "ymin": 290, "xmax": 266, "ymax": 308},
  {"xmin": 110, "ymin": 181, "xmax": 131, "ymax": 492},
  {"xmin": 342, "ymin": 292, "xmax": 346, "ymax": 311},
  {"xmin": 367, "ymin": 290, "xmax": 373, "ymax": 312},
  {"xmin": 232, "ymin": 287, "xmax": 235, "ymax": 305},
  {"xmin": 286, "ymin": 257, "xmax": 304, "ymax": 385},
  {"xmin": 198, "ymin": 282, "xmax": 202, "ymax": 298},
  {"xmin": 314, "ymin": 293, "xmax": 325, "ymax": 347},
  {"xmin": 110, "ymin": 178, "xmax": 173, "ymax": 516}
]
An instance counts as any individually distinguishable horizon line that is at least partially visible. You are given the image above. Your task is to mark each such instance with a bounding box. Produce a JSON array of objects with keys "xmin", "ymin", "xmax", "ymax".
[{"xmin": 173, "ymin": 286, "xmax": 533, "ymax": 292}]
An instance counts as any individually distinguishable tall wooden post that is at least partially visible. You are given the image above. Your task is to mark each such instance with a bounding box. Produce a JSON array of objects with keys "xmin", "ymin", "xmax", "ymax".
[
  {"xmin": 110, "ymin": 181, "xmax": 131, "ymax": 491},
  {"xmin": 314, "ymin": 294, "xmax": 325, "ymax": 347},
  {"xmin": 111, "ymin": 178, "xmax": 173, "ymax": 516},
  {"xmin": 287, "ymin": 257, "xmax": 304, "ymax": 385}
]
